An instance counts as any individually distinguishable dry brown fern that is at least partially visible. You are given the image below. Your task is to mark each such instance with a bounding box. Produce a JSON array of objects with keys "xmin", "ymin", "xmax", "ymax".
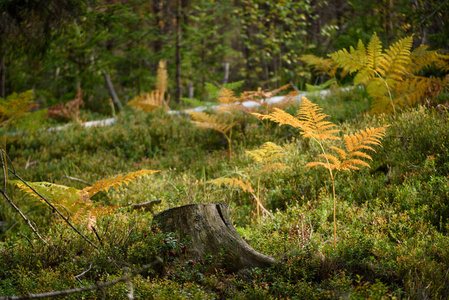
[{"xmin": 47, "ymin": 88, "xmax": 84, "ymax": 121}]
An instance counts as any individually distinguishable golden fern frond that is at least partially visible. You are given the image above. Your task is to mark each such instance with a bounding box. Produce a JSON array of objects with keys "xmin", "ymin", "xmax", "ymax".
[
  {"xmin": 258, "ymin": 163, "xmax": 290, "ymax": 175},
  {"xmin": 318, "ymin": 153, "xmax": 341, "ymax": 166},
  {"xmin": 380, "ymin": 35, "xmax": 413, "ymax": 80},
  {"xmin": 207, "ymin": 177, "xmax": 254, "ymax": 193},
  {"xmin": 188, "ymin": 111, "xmax": 237, "ymax": 134},
  {"xmin": 394, "ymin": 77, "xmax": 437, "ymax": 108},
  {"xmin": 217, "ymin": 88, "xmax": 240, "ymax": 105},
  {"xmin": 246, "ymin": 142, "xmax": 285, "ymax": 163},
  {"xmin": 296, "ymin": 97, "xmax": 340, "ymax": 141},
  {"xmin": 127, "ymin": 90, "xmax": 170, "ymax": 112},
  {"xmin": 329, "ymin": 146, "xmax": 347, "ymax": 159},
  {"xmin": 339, "ymin": 125, "xmax": 389, "ymax": 170},
  {"xmin": 340, "ymin": 159, "xmax": 371, "ymax": 170},
  {"xmin": 157, "ymin": 60, "xmax": 168, "ymax": 95},
  {"xmin": 271, "ymin": 90, "xmax": 299, "ymax": 110},
  {"xmin": 83, "ymin": 170, "xmax": 160, "ymax": 198}
]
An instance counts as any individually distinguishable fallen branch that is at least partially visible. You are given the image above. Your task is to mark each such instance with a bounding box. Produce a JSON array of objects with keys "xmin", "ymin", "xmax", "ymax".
[{"xmin": 0, "ymin": 258, "xmax": 162, "ymax": 300}]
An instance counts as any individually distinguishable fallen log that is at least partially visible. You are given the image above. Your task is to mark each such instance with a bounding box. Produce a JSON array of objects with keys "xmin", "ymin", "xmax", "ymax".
[{"xmin": 153, "ymin": 203, "xmax": 275, "ymax": 272}]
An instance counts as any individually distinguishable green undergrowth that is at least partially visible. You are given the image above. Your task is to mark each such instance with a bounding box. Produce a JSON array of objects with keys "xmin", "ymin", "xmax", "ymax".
[{"xmin": 1, "ymin": 88, "xmax": 449, "ymax": 298}]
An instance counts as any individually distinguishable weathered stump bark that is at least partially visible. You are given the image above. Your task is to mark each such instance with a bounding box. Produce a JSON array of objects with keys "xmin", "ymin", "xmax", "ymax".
[{"xmin": 153, "ymin": 203, "xmax": 275, "ymax": 272}]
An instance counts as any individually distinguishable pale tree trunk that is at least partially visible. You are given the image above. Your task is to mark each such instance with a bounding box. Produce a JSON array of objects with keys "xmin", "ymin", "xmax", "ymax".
[
  {"xmin": 153, "ymin": 203, "xmax": 275, "ymax": 272},
  {"xmin": 0, "ymin": 54, "xmax": 5, "ymax": 99},
  {"xmin": 101, "ymin": 69, "xmax": 123, "ymax": 112},
  {"xmin": 176, "ymin": 0, "xmax": 182, "ymax": 103}
]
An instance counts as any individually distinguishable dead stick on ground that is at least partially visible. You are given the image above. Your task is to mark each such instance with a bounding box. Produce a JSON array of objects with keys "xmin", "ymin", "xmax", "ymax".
[{"xmin": 0, "ymin": 258, "xmax": 162, "ymax": 300}]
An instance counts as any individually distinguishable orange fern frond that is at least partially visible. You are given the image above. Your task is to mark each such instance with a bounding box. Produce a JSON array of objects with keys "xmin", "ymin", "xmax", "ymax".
[
  {"xmin": 207, "ymin": 177, "xmax": 254, "ymax": 193},
  {"xmin": 257, "ymin": 163, "xmax": 290, "ymax": 175},
  {"xmin": 296, "ymin": 97, "xmax": 340, "ymax": 141},
  {"xmin": 83, "ymin": 170, "xmax": 160, "ymax": 198},
  {"xmin": 252, "ymin": 107, "xmax": 303, "ymax": 129},
  {"xmin": 188, "ymin": 111, "xmax": 237, "ymax": 135}
]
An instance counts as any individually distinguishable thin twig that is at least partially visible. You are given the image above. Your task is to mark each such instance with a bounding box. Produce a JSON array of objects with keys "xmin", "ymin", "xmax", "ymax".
[
  {"xmin": 0, "ymin": 258, "xmax": 163, "ymax": 300},
  {"xmin": 124, "ymin": 267, "xmax": 134, "ymax": 300},
  {"xmin": 64, "ymin": 175, "xmax": 92, "ymax": 186},
  {"xmin": 9, "ymin": 169, "xmax": 98, "ymax": 249},
  {"xmin": 74, "ymin": 263, "xmax": 92, "ymax": 284},
  {"xmin": 19, "ymin": 233, "xmax": 35, "ymax": 249},
  {"xmin": 91, "ymin": 226, "xmax": 103, "ymax": 246},
  {"xmin": 0, "ymin": 189, "xmax": 47, "ymax": 245}
]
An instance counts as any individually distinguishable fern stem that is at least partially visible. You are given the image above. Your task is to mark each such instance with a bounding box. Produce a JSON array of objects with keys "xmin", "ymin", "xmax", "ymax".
[
  {"xmin": 374, "ymin": 70, "xmax": 397, "ymax": 116},
  {"xmin": 314, "ymin": 138, "xmax": 338, "ymax": 248}
]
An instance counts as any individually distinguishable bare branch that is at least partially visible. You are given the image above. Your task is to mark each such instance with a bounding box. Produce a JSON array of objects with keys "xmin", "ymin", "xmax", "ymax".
[
  {"xmin": 0, "ymin": 258, "xmax": 162, "ymax": 300},
  {"xmin": 9, "ymin": 169, "xmax": 99, "ymax": 249},
  {"xmin": 0, "ymin": 188, "xmax": 46, "ymax": 245},
  {"xmin": 64, "ymin": 175, "xmax": 91, "ymax": 186}
]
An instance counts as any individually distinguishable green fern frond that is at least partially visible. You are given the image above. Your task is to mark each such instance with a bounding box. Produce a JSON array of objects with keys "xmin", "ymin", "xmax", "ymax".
[
  {"xmin": 300, "ymin": 55, "xmax": 340, "ymax": 77},
  {"xmin": 246, "ymin": 142, "xmax": 285, "ymax": 163},
  {"xmin": 207, "ymin": 177, "xmax": 254, "ymax": 193},
  {"xmin": 366, "ymin": 32, "xmax": 384, "ymax": 76},
  {"xmin": 0, "ymin": 90, "xmax": 36, "ymax": 127},
  {"xmin": 330, "ymin": 39, "xmax": 368, "ymax": 73},
  {"xmin": 410, "ymin": 45, "xmax": 449, "ymax": 73},
  {"xmin": 83, "ymin": 170, "xmax": 160, "ymax": 198},
  {"xmin": 380, "ymin": 35, "xmax": 413, "ymax": 80}
]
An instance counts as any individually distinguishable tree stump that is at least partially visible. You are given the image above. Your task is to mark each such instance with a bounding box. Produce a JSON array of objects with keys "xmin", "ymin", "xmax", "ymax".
[{"xmin": 153, "ymin": 203, "xmax": 275, "ymax": 272}]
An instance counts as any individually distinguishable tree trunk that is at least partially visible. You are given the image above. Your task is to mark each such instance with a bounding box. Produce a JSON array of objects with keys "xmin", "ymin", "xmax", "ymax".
[
  {"xmin": 0, "ymin": 54, "xmax": 5, "ymax": 99},
  {"xmin": 101, "ymin": 69, "xmax": 123, "ymax": 112},
  {"xmin": 153, "ymin": 203, "xmax": 275, "ymax": 272},
  {"xmin": 176, "ymin": 0, "xmax": 182, "ymax": 103}
]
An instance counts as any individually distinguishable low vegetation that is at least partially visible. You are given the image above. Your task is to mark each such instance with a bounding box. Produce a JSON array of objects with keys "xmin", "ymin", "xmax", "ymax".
[{"xmin": 1, "ymin": 80, "xmax": 449, "ymax": 298}]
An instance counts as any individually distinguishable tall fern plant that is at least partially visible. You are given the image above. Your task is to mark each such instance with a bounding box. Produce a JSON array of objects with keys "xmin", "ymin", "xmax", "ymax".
[
  {"xmin": 254, "ymin": 97, "xmax": 389, "ymax": 246},
  {"xmin": 330, "ymin": 33, "xmax": 449, "ymax": 114}
]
